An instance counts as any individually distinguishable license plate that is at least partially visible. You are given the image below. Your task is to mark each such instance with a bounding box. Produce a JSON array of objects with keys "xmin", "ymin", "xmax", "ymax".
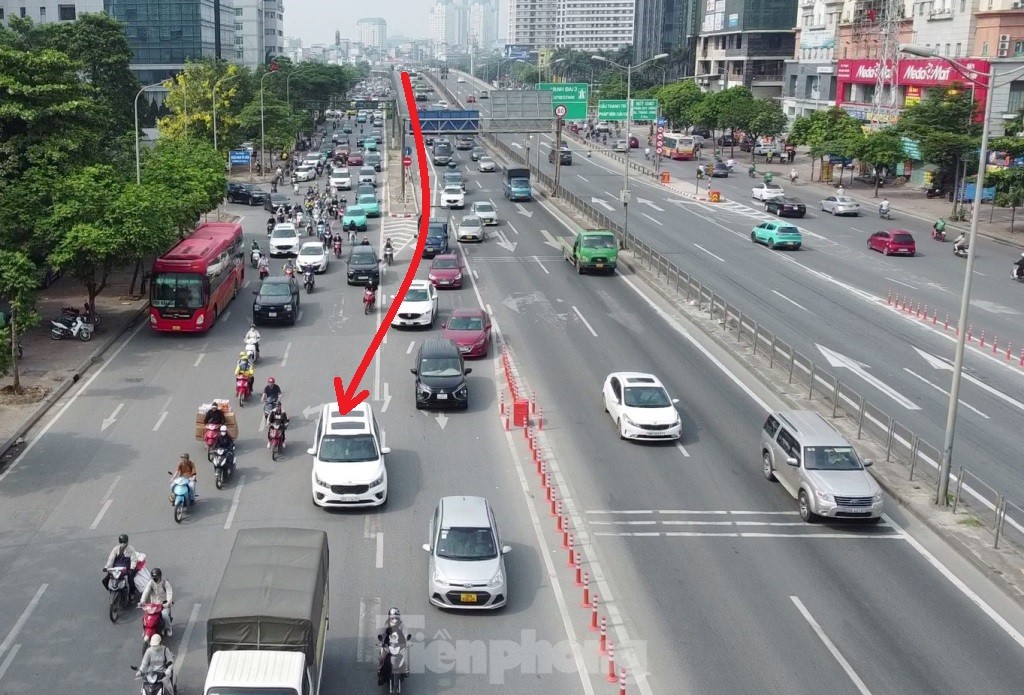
[
  {"xmin": 595, "ymin": 263, "xmax": 604, "ymax": 268},
  {"xmin": 268, "ymin": 312, "xmax": 277, "ymax": 317},
  {"xmin": 436, "ymin": 393, "xmax": 448, "ymax": 400},
  {"xmin": 460, "ymin": 593, "xmax": 477, "ymax": 603}
]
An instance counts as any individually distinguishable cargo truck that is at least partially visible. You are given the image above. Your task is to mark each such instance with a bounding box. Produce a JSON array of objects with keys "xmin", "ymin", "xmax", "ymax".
[
  {"xmin": 204, "ymin": 528, "xmax": 329, "ymax": 695},
  {"xmin": 559, "ymin": 229, "xmax": 619, "ymax": 274},
  {"xmin": 502, "ymin": 166, "xmax": 532, "ymax": 201}
]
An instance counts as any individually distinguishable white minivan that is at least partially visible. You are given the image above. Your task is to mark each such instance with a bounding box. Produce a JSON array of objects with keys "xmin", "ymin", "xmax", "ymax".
[{"xmin": 309, "ymin": 402, "xmax": 390, "ymax": 508}]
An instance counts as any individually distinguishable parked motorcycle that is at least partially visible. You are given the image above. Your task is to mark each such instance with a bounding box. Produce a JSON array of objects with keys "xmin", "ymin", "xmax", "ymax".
[
  {"xmin": 168, "ymin": 473, "xmax": 194, "ymax": 523},
  {"xmin": 59, "ymin": 304, "xmax": 101, "ymax": 327},
  {"xmin": 925, "ymin": 185, "xmax": 946, "ymax": 199},
  {"xmin": 130, "ymin": 662, "xmax": 175, "ymax": 695},
  {"xmin": 302, "ymin": 266, "xmax": 315, "ymax": 294},
  {"xmin": 212, "ymin": 446, "xmax": 234, "ymax": 489},
  {"xmin": 268, "ymin": 421, "xmax": 285, "ymax": 460},
  {"xmin": 50, "ymin": 314, "xmax": 93, "ymax": 341},
  {"xmin": 104, "ymin": 561, "xmax": 133, "ymax": 623}
]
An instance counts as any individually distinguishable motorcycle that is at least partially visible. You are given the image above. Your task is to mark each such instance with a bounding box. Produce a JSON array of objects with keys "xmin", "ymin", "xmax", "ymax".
[
  {"xmin": 954, "ymin": 243, "xmax": 970, "ymax": 258},
  {"xmin": 931, "ymin": 227, "xmax": 946, "ymax": 242},
  {"xmin": 306, "ymin": 222, "xmax": 315, "ymax": 237},
  {"xmin": 284, "ymin": 265, "xmax": 296, "ymax": 279},
  {"xmin": 879, "ymin": 206, "xmax": 892, "ymax": 220},
  {"xmin": 302, "ymin": 266, "xmax": 316, "ymax": 294},
  {"xmin": 251, "ymin": 248, "xmax": 263, "ymax": 268},
  {"xmin": 212, "ymin": 446, "xmax": 234, "ymax": 489},
  {"xmin": 295, "ymin": 211, "xmax": 304, "ymax": 227},
  {"xmin": 925, "ymin": 185, "xmax": 946, "ymax": 199},
  {"xmin": 141, "ymin": 601, "xmax": 169, "ymax": 646},
  {"xmin": 130, "ymin": 663, "xmax": 175, "ymax": 695},
  {"xmin": 333, "ymin": 238, "xmax": 343, "ymax": 259},
  {"xmin": 59, "ymin": 304, "xmax": 101, "ymax": 327},
  {"xmin": 263, "ymin": 396, "xmax": 279, "ymax": 423},
  {"xmin": 105, "ymin": 561, "xmax": 133, "ymax": 623},
  {"xmin": 203, "ymin": 423, "xmax": 220, "ymax": 460},
  {"xmin": 316, "ymin": 221, "xmax": 326, "ymax": 238},
  {"xmin": 50, "ymin": 314, "xmax": 93, "ymax": 341},
  {"xmin": 236, "ymin": 374, "xmax": 251, "ymax": 406},
  {"xmin": 384, "ymin": 247, "xmax": 394, "ymax": 266},
  {"xmin": 1014, "ymin": 264, "xmax": 1024, "ymax": 282},
  {"xmin": 266, "ymin": 218, "xmax": 276, "ymax": 234},
  {"xmin": 363, "ymin": 289, "xmax": 376, "ymax": 315},
  {"xmin": 168, "ymin": 473, "xmax": 194, "ymax": 523},
  {"xmin": 268, "ymin": 421, "xmax": 285, "ymax": 460},
  {"xmin": 377, "ymin": 632, "xmax": 411, "ymax": 694},
  {"xmin": 258, "ymin": 264, "xmax": 269, "ymax": 280}
]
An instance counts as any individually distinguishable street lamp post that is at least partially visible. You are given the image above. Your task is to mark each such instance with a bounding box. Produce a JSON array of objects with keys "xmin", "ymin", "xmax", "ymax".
[
  {"xmin": 212, "ymin": 73, "xmax": 238, "ymax": 154},
  {"xmin": 592, "ymin": 53, "xmax": 668, "ymax": 244},
  {"xmin": 899, "ymin": 44, "xmax": 1024, "ymax": 504},
  {"xmin": 134, "ymin": 82, "xmax": 165, "ymax": 184},
  {"xmin": 259, "ymin": 70, "xmax": 276, "ymax": 176}
]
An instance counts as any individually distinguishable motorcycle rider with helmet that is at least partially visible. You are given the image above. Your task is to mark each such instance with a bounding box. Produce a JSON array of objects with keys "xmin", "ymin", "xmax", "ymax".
[
  {"xmin": 244, "ymin": 324, "xmax": 261, "ymax": 360},
  {"xmin": 203, "ymin": 403, "xmax": 225, "ymax": 426},
  {"xmin": 213, "ymin": 425, "xmax": 236, "ymax": 472},
  {"xmin": 234, "ymin": 352, "xmax": 255, "ymax": 395},
  {"xmin": 172, "ymin": 453, "xmax": 198, "ymax": 502},
  {"xmin": 267, "ymin": 400, "xmax": 290, "ymax": 449},
  {"xmin": 383, "ymin": 237, "xmax": 394, "ymax": 265},
  {"xmin": 953, "ymin": 231, "xmax": 968, "ymax": 255},
  {"xmin": 377, "ymin": 608, "xmax": 410, "ymax": 681},
  {"xmin": 103, "ymin": 534, "xmax": 141, "ymax": 597},
  {"xmin": 1015, "ymin": 252, "xmax": 1024, "ymax": 280},
  {"xmin": 139, "ymin": 568, "xmax": 174, "ymax": 636},
  {"xmin": 879, "ymin": 198, "xmax": 891, "ymax": 218},
  {"xmin": 138, "ymin": 634, "xmax": 175, "ymax": 692}
]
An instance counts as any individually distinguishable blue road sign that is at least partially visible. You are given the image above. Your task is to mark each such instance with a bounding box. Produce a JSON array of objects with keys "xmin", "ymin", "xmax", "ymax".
[
  {"xmin": 404, "ymin": 146, "xmax": 412, "ymax": 156},
  {"xmin": 657, "ymin": 117, "xmax": 667, "ymax": 126},
  {"xmin": 229, "ymin": 150, "xmax": 251, "ymax": 165}
]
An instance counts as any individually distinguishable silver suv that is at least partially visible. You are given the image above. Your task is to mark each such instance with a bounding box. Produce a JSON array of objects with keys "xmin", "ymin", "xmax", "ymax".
[{"xmin": 760, "ymin": 410, "xmax": 883, "ymax": 523}]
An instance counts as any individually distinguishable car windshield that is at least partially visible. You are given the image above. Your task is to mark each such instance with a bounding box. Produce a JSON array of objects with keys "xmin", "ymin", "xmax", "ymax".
[
  {"xmin": 893, "ymin": 233, "xmax": 914, "ymax": 243},
  {"xmin": 582, "ymin": 236, "xmax": 617, "ymax": 249},
  {"xmin": 361, "ymin": 168, "xmax": 374, "ymax": 176},
  {"xmin": 804, "ymin": 446, "xmax": 863, "ymax": 471},
  {"xmin": 436, "ymin": 527, "xmax": 497, "ymax": 560},
  {"xmin": 475, "ymin": 203, "xmax": 494, "ymax": 213},
  {"xmin": 151, "ymin": 272, "xmax": 204, "ymax": 310},
  {"xmin": 448, "ymin": 315, "xmax": 484, "ymax": 330},
  {"xmin": 835, "ymin": 197, "xmax": 855, "ymax": 203},
  {"xmin": 444, "ymin": 186, "xmax": 462, "ymax": 194},
  {"xmin": 433, "ymin": 258, "xmax": 459, "ymax": 269},
  {"xmin": 334, "ymin": 168, "xmax": 350, "ymax": 176},
  {"xmin": 299, "ymin": 246, "xmax": 322, "ymax": 256},
  {"xmin": 317, "ymin": 433, "xmax": 378, "ymax": 463},
  {"xmin": 405, "ymin": 289, "xmax": 430, "ymax": 302},
  {"xmin": 358, "ymin": 195, "xmax": 376, "ymax": 205},
  {"xmin": 623, "ymin": 386, "xmax": 672, "ymax": 408},
  {"xmin": 259, "ymin": 282, "xmax": 292, "ymax": 297},
  {"xmin": 271, "ymin": 228, "xmax": 296, "ymax": 238},
  {"xmin": 462, "ymin": 218, "xmax": 480, "ymax": 227},
  {"xmin": 346, "ymin": 206, "xmax": 365, "ymax": 216},
  {"xmin": 766, "ymin": 184, "xmax": 782, "ymax": 191},
  {"xmin": 419, "ymin": 357, "xmax": 463, "ymax": 377},
  {"xmin": 351, "ymin": 250, "xmax": 376, "ymax": 263}
]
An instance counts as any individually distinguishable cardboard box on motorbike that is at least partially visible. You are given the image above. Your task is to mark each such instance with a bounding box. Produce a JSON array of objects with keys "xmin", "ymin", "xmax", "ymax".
[{"xmin": 194, "ymin": 403, "xmax": 239, "ymax": 441}]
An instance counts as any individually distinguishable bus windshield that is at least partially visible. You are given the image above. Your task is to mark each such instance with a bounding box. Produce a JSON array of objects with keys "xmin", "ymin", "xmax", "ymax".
[{"xmin": 151, "ymin": 273, "xmax": 205, "ymax": 310}]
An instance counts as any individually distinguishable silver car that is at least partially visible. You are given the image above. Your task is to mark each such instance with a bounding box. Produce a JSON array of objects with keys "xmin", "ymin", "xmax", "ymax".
[
  {"xmin": 820, "ymin": 195, "xmax": 861, "ymax": 216},
  {"xmin": 423, "ymin": 496, "xmax": 510, "ymax": 610}
]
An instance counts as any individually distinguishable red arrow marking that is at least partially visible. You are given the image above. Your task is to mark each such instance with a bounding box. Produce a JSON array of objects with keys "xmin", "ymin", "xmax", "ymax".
[{"xmin": 334, "ymin": 71, "xmax": 429, "ymax": 414}]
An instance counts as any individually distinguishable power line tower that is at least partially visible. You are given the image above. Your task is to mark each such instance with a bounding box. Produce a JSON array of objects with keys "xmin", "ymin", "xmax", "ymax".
[{"xmin": 864, "ymin": 0, "xmax": 904, "ymax": 128}]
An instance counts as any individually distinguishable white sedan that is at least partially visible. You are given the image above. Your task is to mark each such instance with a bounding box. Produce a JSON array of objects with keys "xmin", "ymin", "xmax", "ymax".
[
  {"xmin": 457, "ymin": 216, "xmax": 485, "ymax": 242},
  {"xmin": 440, "ymin": 185, "xmax": 465, "ymax": 209},
  {"xmin": 329, "ymin": 168, "xmax": 352, "ymax": 190},
  {"xmin": 390, "ymin": 280, "xmax": 439, "ymax": 328},
  {"xmin": 294, "ymin": 165, "xmax": 317, "ymax": 182},
  {"xmin": 297, "ymin": 241, "xmax": 329, "ymax": 273},
  {"xmin": 471, "ymin": 201, "xmax": 497, "ymax": 225},
  {"xmin": 751, "ymin": 182, "xmax": 785, "ymax": 201},
  {"xmin": 478, "ymin": 157, "xmax": 496, "ymax": 173},
  {"xmin": 268, "ymin": 224, "xmax": 300, "ymax": 257},
  {"xmin": 602, "ymin": 372, "xmax": 681, "ymax": 441}
]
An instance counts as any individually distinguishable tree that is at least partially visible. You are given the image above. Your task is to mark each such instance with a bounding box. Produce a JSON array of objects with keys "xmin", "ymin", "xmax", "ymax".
[
  {"xmin": 996, "ymin": 187, "xmax": 1024, "ymax": 233},
  {"xmin": 142, "ymin": 139, "xmax": 227, "ymax": 230},
  {"xmin": 713, "ymin": 87, "xmax": 754, "ymax": 147},
  {"xmin": 158, "ymin": 61, "xmax": 246, "ymax": 152},
  {"xmin": 787, "ymin": 107, "xmax": 864, "ymax": 182},
  {"xmin": 854, "ymin": 130, "xmax": 907, "ymax": 197},
  {"xmin": 742, "ymin": 98, "xmax": 788, "ymax": 163},
  {"xmin": 0, "ymin": 251, "xmax": 39, "ymax": 392},
  {"xmin": 896, "ymin": 84, "xmax": 980, "ymax": 198},
  {"xmin": 237, "ymin": 91, "xmax": 302, "ymax": 159},
  {"xmin": 653, "ymin": 81, "xmax": 704, "ymax": 130}
]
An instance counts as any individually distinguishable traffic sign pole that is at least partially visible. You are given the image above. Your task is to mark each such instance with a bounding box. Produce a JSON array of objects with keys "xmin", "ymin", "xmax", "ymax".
[{"xmin": 553, "ymin": 104, "xmax": 567, "ymax": 195}]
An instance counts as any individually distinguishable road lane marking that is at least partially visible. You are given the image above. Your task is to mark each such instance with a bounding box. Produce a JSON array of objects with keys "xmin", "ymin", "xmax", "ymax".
[
  {"xmin": 578, "ymin": 174, "xmax": 590, "ymax": 182},
  {"xmin": 375, "ymin": 532, "xmax": 384, "ymax": 569},
  {"xmin": 770, "ymin": 290, "xmax": 809, "ymax": 312},
  {"xmin": 902, "ymin": 368, "xmax": 989, "ymax": 419},
  {"xmin": 641, "ymin": 212, "xmax": 662, "ymax": 225},
  {"xmin": 406, "ymin": 340, "xmax": 415, "ymax": 354},
  {"xmin": 675, "ymin": 443, "xmax": 690, "ymax": 457},
  {"xmin": 89, "ymin": 475, "xmax": 121, "ymax": 529},
  {"xmin": 173, "ymin": 603, "xmax": 202, "ymax": 682},
  {"xmin": 194, "ymin": 354, "xmax": 205, "ymax": 367},
  {"xmin": 0, "ymin": 644, "xmax": 21, "ymax": 682},
  {"xmin": 533, "ymin": 256, "xmax": 550, "ymax": 274},
  {"xmin": 571, "ymin": 306, "xmax": 598, "ymax": 337},
  {"xmin": 791, "ymin": 596, "xmax": 873, "ymax": 695},
  {"xmin": 281, "ymin": 342, "xmax": 292, "ymax": 366},
  {"xmin": 0, "ymin": 322, "xmax": 146, "ymax": 486},
  {"xmin": 223, "ymin": 474, "xmax": 246, "ymax": 530},
  {"xmin": 222, "ymin": 310, "xmax": 231, "ymax": 321},
  {"xmin": 886, "ymin": 277, "xmax": 918, "ymax": 289},
  {"xmin": 693, "ymin": 244, "xmax": 725, "ymax": 262},
  {"xmin": 0, "ymin": 584, "xmax": 47, "ymax": 657},
  {"xmin": 587, "ymin": 509, "xmax": 799, "ymax": 515},
  {"xmin": 101, "ymin": 403, "xmax": 124, "ymax": 431},
  {"xmin": 152, "ymin": 411, "xmax": 169, "ymax": 431}
]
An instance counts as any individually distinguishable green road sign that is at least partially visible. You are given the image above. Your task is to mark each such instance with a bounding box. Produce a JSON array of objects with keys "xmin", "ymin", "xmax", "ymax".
[
  {"xmin": 631, "ymin": 99, "xmax": 659, "ymax": 121},
  {"xmin": 597, "ymin": 100, "xmax": 627, "ymax": 121},
  {"xmin": 537, "ymin": 82, "xmax": 589, "ymax": 120}
]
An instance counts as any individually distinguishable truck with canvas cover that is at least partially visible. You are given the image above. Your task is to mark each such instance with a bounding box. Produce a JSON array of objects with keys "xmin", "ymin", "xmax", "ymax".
[
  {"xmin": 502, "ymin": 166, "xmax": 532, "ymax": 201},
  {"xmin": 204, "ymin": 527, "xmax": 329, "ymax": 695}
]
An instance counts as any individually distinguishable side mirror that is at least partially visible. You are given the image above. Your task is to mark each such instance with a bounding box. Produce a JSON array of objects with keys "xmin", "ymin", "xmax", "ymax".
[
  {"xmin": 381, "ymin": 446, "xmax": 392, "ymax": 454},
  {"xmin": 406, "ymin": 633, "xmax": 412, "ymax": 641},
  {"xmin": 786, "ymin": 457, "xmax": 799, "ymax": 467},
  {"xmin": 863, "ymin": 459, "xmax": 874, "ymax": 467},
  {"xmin": 421, "ymin": 543, "xmax": 431, "ymax": 552},
  {"xmin": 377, "ymin": 634, "xmax": 384, "ymax": 643},
  {"xmin": 410, "ymin": 368, "xmax": 418, "ymax": 375},
  {"xmin": 306, "ymin": 448, "xmax": 315, "ymax": 455},
  {"xmin": 501, "ymin": 545, "xmax": 512, "ymax": 554},
  {"xmin": 672, "ymin": 398, "xmax": 680, "ymax": 404},
  {"xmin": 252, "ymin": 290, "xmax": 259, "ymax": 295},
  {"xmin": 464, "ymin": 368, "xmax": 472, "ymax": 375}
]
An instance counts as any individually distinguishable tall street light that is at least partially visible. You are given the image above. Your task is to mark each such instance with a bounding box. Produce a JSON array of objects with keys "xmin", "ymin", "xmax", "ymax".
[
  {"xmin": 134, "ymin": 82, "xmax": 165, "ymax": 184},
  {"xmin": 592, "ymin": 53, "xmax": 668, "ymax": 244},
  {"xmin": 259, "ymin": 68, "xmax": 279, "ymax": 174},
  {"xmin": 547, "ymin": 58, "xmax": 565, "ymax": 83},
  {"xmin": 899, "ymin": 44, "xmax": 1024, "ymax": 504},
  {"xmin": 212, "ymin": 72, "xmax": 238, "ymax": 154}
]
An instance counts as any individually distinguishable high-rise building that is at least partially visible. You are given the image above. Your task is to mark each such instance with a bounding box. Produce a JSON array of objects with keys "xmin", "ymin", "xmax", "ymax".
[
  {"xmin": 508, "ymin": 0, "xmax": 558, "ymax": 49},
  {"xmin": 232, "ymin": 0, "xmax": 284, "ymax": 69},
  {"xmin": 634, "ymin": 0, "xmax": 699, "ymax": 67},
  {"xmin": 356, "ymin": 17, "xmax": 388, "ymax": 50},
  {"xmin": 469, "ymin": 0, "xmax": 498, "ymax": 49},
  {"xmin": 556, "ymin": 0, "xmax": 635, "ymax": 51},
  {"xmin": 0, "ymin": 0, "xmax": 103, "ymax": 24},
  {"xmin": 429, "ymin": 0, "xmax": 467, "ymax": 56}
]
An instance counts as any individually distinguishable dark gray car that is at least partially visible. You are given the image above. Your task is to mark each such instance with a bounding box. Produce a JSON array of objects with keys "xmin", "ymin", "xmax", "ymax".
[
  {"xmin": 412, "ymin": 338, "xmax": 472, "ymax": 410},
  {"xmin": 346, "ymin": 245, "xmax": 380, "ymax": 285}
]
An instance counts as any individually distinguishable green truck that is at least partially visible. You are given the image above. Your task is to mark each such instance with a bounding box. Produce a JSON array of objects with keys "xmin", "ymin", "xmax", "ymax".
[{"xmin": 560, "ymin": 229, "xmax": 619, "ymax": 274}]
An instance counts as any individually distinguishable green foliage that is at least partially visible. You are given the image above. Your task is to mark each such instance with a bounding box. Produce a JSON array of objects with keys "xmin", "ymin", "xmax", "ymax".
[
  {"xmin": 896, "ymin": 84, "xmax": 979, "ymax": 138},
  {"xmin": 855, "ymin": 130, "xmax": 906, "ymax": 169},
  {"xmin": 158, "ymin": 61, "xmax": 246, "ymax": 150},
  {"xmin": 0, "ymin": 250, "xmax": 40, "ymax": 385},
  {"xmin": 142, "ymin": 138, "xmax": 226, "ymax": 229},
  {"xmin": 652, "ymin": 81, "xmax": 704, "ymax": 129},
  {"xmin": 917, "ymin": 131, "xmax": 976, "ymax": 174},
  {"xmin": 787, "ymin": 107, "xmax": 863, "ymax": 156},
  {"xmin": 712, "ymin": 87, "xmax": 754, "ymax": 133},
  {"xmin": 744, "ymin": 98, "xmax": 788, "ymax": 141},
  {"xmin": 990, "ymin": 136, "xmax": 1024, "ymax": 158},
  {"xmin": 237, "ymin": 90, "xmax": 302, "ymax": 157}
]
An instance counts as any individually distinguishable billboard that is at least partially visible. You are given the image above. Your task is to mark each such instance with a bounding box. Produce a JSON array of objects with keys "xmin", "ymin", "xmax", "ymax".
[{"xmin": 505, "ymin": 44, "xmax": 532, "ymax": 61}]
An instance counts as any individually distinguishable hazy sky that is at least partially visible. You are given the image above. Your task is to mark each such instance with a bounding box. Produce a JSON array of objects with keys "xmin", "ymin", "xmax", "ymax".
[{"xmin": 285, "ymin": 0, "xmax": 506, "ymax": 46}]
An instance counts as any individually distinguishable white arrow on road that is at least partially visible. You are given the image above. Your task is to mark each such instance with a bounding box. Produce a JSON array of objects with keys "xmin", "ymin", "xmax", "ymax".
[
  {"xmin": 435, "ymin": 413, "xmax": 449, "ymax": 430},
  {"xmin": 817, "ymin": 344, "xmax": 921, "ymax": 410},
  {"xmin": 380, "ymin": 382, "xmax": 392, "ymax": 413},
  {"xmin": 493, "ymin": 230, "xmax": 518, "ymax": 253},
  {"xmin": 539, "ymin": 229, "xmax": 562, "ymax": 250},
  {"xmin": 591, "ymin": 197, "xmax": 615, "ymax": 212},
  {"xmin": 302, "ymin": 404, "xmax": 320, "ymax": 419},
  {"xmin": 515, "ymin": 203, "xmax": 533, "ymax": 218},
  {"xmin": 502, "ymin": 295, "xmax": 523, "ymax": 313},
  {"xmin": 636, "ymin": 197, "xmax": 665, "ymax": 212},
  {"xmin": 913, "ymin": 347, "xmax": 1024, "ymax": 412},
  {"xmin": 101, "ymin": 403, "xmax": 124, "ymax": 431},
  {"xmin": 511, "ymin": 142, "xmax": 523, "ymax": 150}
]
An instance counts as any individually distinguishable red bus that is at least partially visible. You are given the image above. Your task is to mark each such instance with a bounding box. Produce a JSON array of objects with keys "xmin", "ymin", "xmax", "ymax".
[{"xmin": 149, "ymin": 222, "xmax": 245, "ymax": 333}]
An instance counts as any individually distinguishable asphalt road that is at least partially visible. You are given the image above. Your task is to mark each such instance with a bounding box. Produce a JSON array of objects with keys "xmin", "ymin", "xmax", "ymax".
[
  {"xmin": 439, "ymin": 71, "xmax": 1024, "ymax": 509},
  {"xmin": 419, "ymin": 112, "xmax": 1024, "ymax": 693}
]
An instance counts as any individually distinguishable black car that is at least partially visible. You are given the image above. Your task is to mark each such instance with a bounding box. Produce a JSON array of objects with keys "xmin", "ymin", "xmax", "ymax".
[
  {"xmin": 252, "ymin": 276, "xmax": 300, "ymax": 325},
  {"xmin": 425, "ymin": 136, "xmax": 435, "ymax": 146},
  {"xmin": 765, "ymin": 197, "xmax": 807, "ymax": 218},
  {"xmin": 455, "ymin": 137, "xmax": 475, "ymax": 151},
  {"xmin": 416, "ymin": 93, "xmax": 428, "ymax": 101},
  {"xmin": 264, "ymin": 192, "xmax": 290, "ymax": 212},
  {"xmin": 365, "ymin": 152, "xmax": 382, "ymax": 172},
  {"xmin": 227, "ymin": 183, "xmax": 269, "ymax": 206},
  {"xmin": 346, "ymin": 245, "xmax": 380, "ymax": 285},
  {"xmin": 716, "ymin": 134, "xmax": 734, "ymax": 147},
  {"xmin": 549, "ymin": 145, "xmax": 572, "ymax": 165},
  {"xmin": 470, "ymin": 147, "xmax": 486, "ymax": 161},
  {"xmin": 412, "ymin": 337, "xmax": 472, "ymax": 410},
  {"xmin": 423, "ymin": 219, "xmax": 450, "ymax": 258},
  {"xmin": 711, "ymin": 161, "xmax": 730, "ymax": 178}
]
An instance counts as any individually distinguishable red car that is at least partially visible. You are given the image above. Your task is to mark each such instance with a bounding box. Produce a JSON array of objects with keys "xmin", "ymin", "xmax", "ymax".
[
  {"xmin": 348, "ymin": 153, "xmax": 364, "ymax": 166},
  {"xmin": 442, "ymin": 308, "xmax": 491, "ymax": 357},
  {"xmin": 628, "ymin": 136, "xmax": 640, "ymax": 149},
  {"xmin": 868, "ymin": 229, "xmax": 916, "ymax": 256},
  {"xmin": 428, "ymin": 254, "xmax": 465, "ymax": 288}
]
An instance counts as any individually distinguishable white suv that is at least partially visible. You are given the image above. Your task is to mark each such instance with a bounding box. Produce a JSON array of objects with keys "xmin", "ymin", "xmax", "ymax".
[
  {"xmin": 440, "ymin": 185, "xmax": 465, "ymax": 209},
  {"xmin": 330, "ymin": 168, "xmax": 352, "ymax": 190},
  {"xmin": 309, "ymin": 402, "xmax": 390, "ymax": 508}
]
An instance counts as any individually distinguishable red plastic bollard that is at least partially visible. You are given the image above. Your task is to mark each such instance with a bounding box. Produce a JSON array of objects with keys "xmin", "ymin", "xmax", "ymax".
[
  {"xmin": 945, "ymin": 315, "xmax": 950, "ymax": 331},
  {"xmin": 552, "ymin": 496, "xmax": 561, "ymax": 518},
  {"xmin": 980, "ymin": 330, "xmax": 986, "ymax": 348},
  {"xmin": 1007, "ymin": 343, "xmax": 1013, "ymax": 360},
  {"xmin": 546, "ymin": 479, "xmax": 554, "ymax": 502},
  {"xmin": 893, "ymin": 292, "xmax": 900, "ymax": 307},
  {"xmin": 535, "ymin": 449, "xmax": 544, "ymax": 474},
  {"xmin": 932, "ymin": 310, "xmax": 938, "ymax": 325},
  {"xmin": 566, "ymin": 534, "xmax": 575, "ymax": 565},
  {"xmin": 993, "ymin": 337, "xmax": 999, "ymax": 354},
  {"xmin": 537, "ymin": 404, "xmax": 544, "ymax": 430},
  {"xmin": 562, "ymin": 516, "xmax": 571, "ymax": 548},
  {"xmin": 582, "ymin": 572, "xmax": 592, "ymax": 608},
  {"xmin": 920, "ymin": 304, "xmax": 927, "ymax": 319},
  {"xmin": 531, "ymin": 391, "xmax": 537, "ymax": 414},
  {"xmin": 1020, "ymin": 348, "xmax": 1024, "ymax": 366},
  {"xmin": 499, "ymin": 394, "xmax": 505, "ymax": 415},
  {"xmin": 619, "ymin": 668, "xmax": 628, "ymax": 695},
  {"xmin": 503, "ymin": 414, "xmax": 510, "ymax": 431},
  {"xmin": 887, "ymin": 289, "xmax": 893, "ymax": 305},
  {"xmin": 599, "ymin": 618, "xmax": 608, "ymax": 654},
  {"xmin": 590, "ymin": 595, "xmax": 600, "ymax": 631},
  {"xmin": 967, "ymin": 324, "xmax": 973, "ymax": 342},
  {"xmin": 606, "ymin": 642, "xmax": 617, "ymax": 683},
  {"xmin": 540, "ymin": 464, "xmax": 549, "ymax": 490},
  {"xmin": 573, "ymin": 549, "xmax": 583, "ymax": 586}
]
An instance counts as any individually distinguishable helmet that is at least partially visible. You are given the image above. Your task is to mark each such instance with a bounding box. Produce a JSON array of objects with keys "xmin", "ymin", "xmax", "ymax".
[
  {"xmin": 388, "ymin": 607, "xmax": 401, "ymax": 619},
  {"xmin": 150, "ymin": 634, "xmax": 162, "ymax": 647},
  {"xmin": 239, "ymin": 351, "xmax": 247, "ymax": 358},
  {"xmin": 151, "ymin": 568, "xmax": 162, "ymax": 582},
  {"xmin": 220, "ymin": 425, "xmax": 228, "ymax": 434},
  {"xmin": 118, "ymin": 534, "xmax": 129, "ymax": 545},
  {"xmin": 180, "ymin": 453, "xmax": 190, "ymax": 461},
  {"xmin": 267, "ymin": 377, "xmax": 276, "ymax": 384}
]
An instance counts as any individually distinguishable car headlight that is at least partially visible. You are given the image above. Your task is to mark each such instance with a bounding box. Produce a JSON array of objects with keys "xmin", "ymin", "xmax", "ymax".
[
  {"xmin": 284, "ymin": 305, "xmax": 294, "ymax": 312},
  {"xmin": 487, "ymin": 569, "xmax": 504, "ymax": 588},
  {"xmin": 622, "ymin": 414, "xmax": 638, "ymax": 427},
  {"xmin": 369, "ymin": 472, "xmax": 385, "ymax": 488},
  {"xmin": 253, "ymin": 304, "xmax": 261, "ymax": 311},
  {"xmin": 314, "ymin": 471, "xmax": 326, "ymax": 487},
  {"xmin": 815, "ymin": 490, "xmax": 835, "ymax": 503},
  {"xmin": 417, "ymin": 382, "xmax": 433, "ymax": 395},
  {"xmin": 873, "ymin": 493, "xmax": 883, "ymax": 504},
  {"xmin": 454, "ymin": 383, "xmax": 467, "ymax": 397},
  {"xmin": 473, "ymin": 335, "xmax": 487, "ymax": 347},
  {"xmin": 432, "ymin": 568, "xmax": 451, "ymax": 587},
  {"xmin": 428, "ymin": 273, "xmax": 438, "ymax": 281},
  {"xmin": 454, "ymin": 272, "xmax": 463, "ymax": 280}
]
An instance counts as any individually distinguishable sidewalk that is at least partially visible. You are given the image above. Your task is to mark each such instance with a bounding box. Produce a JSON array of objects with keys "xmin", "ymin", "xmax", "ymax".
[{"xmin": 0, "ymin": 268, "xmax": 150, "ymax": 469}]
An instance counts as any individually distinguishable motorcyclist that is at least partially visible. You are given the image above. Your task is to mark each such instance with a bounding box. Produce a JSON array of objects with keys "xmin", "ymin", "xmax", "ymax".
[
  {"xmin": 203, "ymin": 403, "xmax": 225, "ymax": 426},
  {"xmin": 789, "ymin": 167, "xmax": 798, "ymax": 183},
  {"xmin": 934, "ymin": 218, "xmax": 947, "ymax": 236},
  {"xmin": 879, "ymin": 198, "xmax": 891, "ymax": 217},
  {"xmin": 139, "ymin": 568, "xmax": 174, "ymax": 636},
  {"xmin": 644, "ymin": 146, "xmax": 651, "ymax": 160},
  {"xmin": 244, "ymin": 324, "xmax": 261, "ymax": 359},
  {"xmin": 172, "ymin": 453, "xmax": 198, "ymax": 502},
  {"xmin": 103, "ymin": 534, "xmax": 141, "ymax": 596},
  {"xmin": 283, "ymin": 259, "xmax": 296, "ymax": 278},
  {"xmin": 257, "ymin": 254, "xmax": 269, "ymax": 279},
  {"xmin": 262, "ymin": 376, "xmax": 282, "ymax": 406},
  {"xmin": 836, "ymin": 184, "xmax": 846, "ymax": 196},
  {"xmin": 213, "ymin": 425, "xmax": 236, "ymax": 471},
  {"xmin": 267, "ymin": 400, "xmax": 289, "ymax": 449},
  {"xmin": 377, "ymin": 607, "xmax": 409, "ymax": 680},
  {"xmin": 363, "ymin": 281, "xmax": 377, "ymax": 312},
  {"xmin": 234, "ymin": 352, "xmax": 255, "ymax": 394},
  {"xmin": 953, "ymin": 232, "xmax": 968, "ymax": 254},
  {"xmin": 1015, "ymin": 252, "xmax": 1024, "ymax": 279},
  {"xmin": 138, "ymin": 634, "xmax": 175, "ymax": 690},
  {"xmin": 383, "ymin": 238, "xmax": 394, "ymax": 264}
]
